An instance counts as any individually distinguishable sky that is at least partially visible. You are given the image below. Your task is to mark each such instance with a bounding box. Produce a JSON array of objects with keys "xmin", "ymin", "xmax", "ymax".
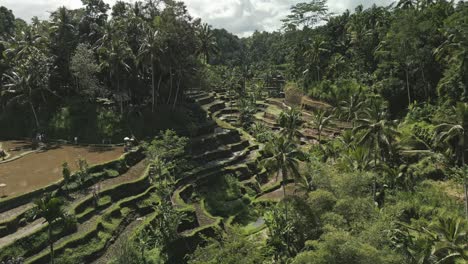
[{"xmin": 0, "ymin": 0, "xmax": 396, "ymax": 36}]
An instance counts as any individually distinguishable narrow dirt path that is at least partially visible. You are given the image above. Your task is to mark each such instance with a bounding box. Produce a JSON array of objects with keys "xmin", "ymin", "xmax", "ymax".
[
  {"xmin": 0, "ymin": 203, "xmax": 35, "ymax": 224},
  {"xmin": 0, "ymin": 218, "xmax": 44, "ymax": 248}
]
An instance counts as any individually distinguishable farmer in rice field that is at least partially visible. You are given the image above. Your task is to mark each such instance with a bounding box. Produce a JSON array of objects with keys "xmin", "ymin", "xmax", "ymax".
[{"xmin": 0, "ymin": 148, "xmax": 6, "ymax": 160}]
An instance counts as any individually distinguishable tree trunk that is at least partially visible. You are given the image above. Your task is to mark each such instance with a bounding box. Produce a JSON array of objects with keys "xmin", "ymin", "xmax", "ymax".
[
  {"xmin": 172, "ymin": 72, "xmax": 181, "ymax": 111},
  {"xmin": 463, "ymin": 138, "xmax": 467, "ymax": 220},
  {"xmin": 318, "ymin": 128, "xmax": 322, "ymax": 144},
  {"xmin": 406, "ymin": 67, "xmax": 411, "ymax": 106},
  {"xmin": 117, "ymin": 77, "xmax": 123, "ymax": 115},
  {"xmin": 464, "ymin": 180, "xmax": 468, "ymax": 221},
  {"xmin": 156, "ymin": 75, "xmax": 162, "ymax": 110},
  {"xmin": 317, "ymin": 66, "xmax": 320, "ymax": 82},
  {"xmin": 141, "ymin": 248, "xmax": 146, "ymax": 264},
  {"xmin": 281, "ymin": 167, "xmax": 290, "ymax": 257},
  {"xmin": 49, "ymin": 226, "xmax": 54, "ymax": 264},
  {"xmin": 373, "ymin": 143, "xmax": 378, "ymax": 202},
  {"xmin": 29, "ymin": 100, "xmax": 40, "ymax": 130},
  {"xmin": 421, "ymin": 67, "xmax": 429, "ymax": 101},
  {"xmin": 151, "ymin": 58, "xmax": 156, "ymax": 113},
  {"xmin": 167, "ymin": 66, "xmax": 173, "ymax": 104}
]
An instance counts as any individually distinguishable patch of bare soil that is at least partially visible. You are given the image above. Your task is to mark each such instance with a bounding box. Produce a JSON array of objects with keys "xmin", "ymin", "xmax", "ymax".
[{"xmin": 0, "ymin": 144, "xmax": 123, "ymax": 197}]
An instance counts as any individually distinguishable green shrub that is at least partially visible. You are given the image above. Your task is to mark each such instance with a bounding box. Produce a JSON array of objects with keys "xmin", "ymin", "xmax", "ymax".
[
  {"xmin": 320, "ymin": 212, "xmax": 347, "ymax": 232},
  {"xmin": 293, "ymin": 230, "xmax": 403, "ymax": 264},
  {"xmin": 105, "ymin": 169, "xmax": 119, "ymax": 178},
  {"xmin": 201, "ymin": 175, "xmax": 249, "ymax": 217},
  {"xmin": 284, "ymin": 82, "xmax": 303, "ymax": 106},
  {"xmin": 334, "ymin": 197, "xmax": 377, "ymax": 231},
  {"xmin": 308, "ymin": 190, "xmax": 337, "ymax": 215}
]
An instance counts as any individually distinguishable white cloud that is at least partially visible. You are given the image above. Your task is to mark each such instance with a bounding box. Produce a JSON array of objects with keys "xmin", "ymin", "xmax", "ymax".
[{"xmin": 1, "ymin": 0, "xmax": 396, "ymax": 36}]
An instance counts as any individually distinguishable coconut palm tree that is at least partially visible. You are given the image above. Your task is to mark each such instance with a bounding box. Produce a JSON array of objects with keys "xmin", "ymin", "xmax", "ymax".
[
  {"xmin": 436, "ymin": 103, "xmax": 468, "ymax": 219},
  {"xmin": 339, "ymin": 92, "xmax": 364, "ymax": 123},
  {"xmin": 342, "ymin": 146, "xmax": 373, "ymax": 172},
  {"xmin": 436, "ymin": 102, "xmax": 468, "ymax": 167},
  {"xmin": 304, "ymin": 38, "xmax": 329, "ymax": 82},
  {"xmin": 431, "ymin": 217, "xmax": 468, "ymax": 262},
  {"xmin": 278, "ymin": 107, "xmax": 302, "ymax": 140},
  {"xmin": 34, "ymin": 195, "xmax": 65, "ymax": 264},
  {"xmin": 49, "ymin": 6, "xmax": 76, "ymax": 85},
  {"xmin": 139, "ymin": 24, "xmax": 161, "ymax": 112},
  {"xmin": 309, "ymin": 109, "xmax": 334, "ymax": 144},
  {"xmin": 396, "ymin": 0, "xmax": 416, "ymax": 9},
  {"xmin": 196, "ymin": 23, "xmax": 218, "ymax": 64},
  {"xmin": 393, "ymin": 216, "xmax": 468, "ymax": 264},
  {"xmin": 97, "ymin": 23, "xmax": 133, "ymax": 114},
  {"xmin": 354, "ymin": 104, "xmax": 399, "ymax": 200},
  {"xmin": 3, "ymin": 50, "xmax": 50, "ymax": 130},
  {"xmin": 261, "ymin": 135, "xmax": 303, "ymax": 256},
  {"xmin": 261, "ymin": 137, "xmax": 303, "ymax": 189},
  {"xmin": 2, "ymin": 26, "xmax": 45, "ymax": 61}
]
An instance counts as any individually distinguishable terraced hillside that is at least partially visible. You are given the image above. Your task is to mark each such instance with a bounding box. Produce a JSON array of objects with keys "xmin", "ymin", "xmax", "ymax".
[
  {"xmin": 0, "ymin": 149, "xmax": 149, "ymax": 263},
  {"xmin": 190, "ymin": 90, "xmax": 350, "ymax": 145},
  {"xmin": 0, "ymin": 91, "xmax": 345, "ymax": 263}
]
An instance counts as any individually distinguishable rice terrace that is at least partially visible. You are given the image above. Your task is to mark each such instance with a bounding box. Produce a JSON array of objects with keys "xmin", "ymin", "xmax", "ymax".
[{"xmin": 0, "ymin": 0, "xmax": 467, "ymax": 264}]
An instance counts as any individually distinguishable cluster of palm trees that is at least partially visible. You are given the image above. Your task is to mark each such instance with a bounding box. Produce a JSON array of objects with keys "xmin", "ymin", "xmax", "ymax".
[
  {"xmin": 256, "ymin": 93, "xmax": 468, "ymax": 218},
  {"xmin": 1, "ymin": 0, "xmax": 220, "ymax": 131},
  {"xmin": 254, "ymin": 94, "xmax": 468, "ymax": 263}
]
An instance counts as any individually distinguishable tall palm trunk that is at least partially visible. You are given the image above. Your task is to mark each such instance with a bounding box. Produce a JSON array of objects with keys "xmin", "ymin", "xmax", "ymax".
[
  {"xmin": 117, "ymin": 77, "xmax": 123, "ymax": 114},
  {"xmin": 373, "ymin": 142, "xmax": 378, "ymax": 202},
  {"xmin": 156, "ymin": 75, "xmax": 162, "ymax": 110},
  {"xmin": 281, "ymin": 167, "xmax": 291, "ymax": 257},
  {"xmin": 316, "ymin": 66, "xmax": 320, "ymax": 82},
  {"xmin": 318, "ymin": 128, "xmax": 322, "ymax": 144},
  {"xmin": 464, "ymin": 179, "xmax": 468, "ymax": 220},
  {"xmin": 29, "ymin": 99, "xmax": 40, "ymax": 130},
  {"xmin": 48, "ymin": 226, "xmax": 54, "ymax": 264},
  {"xmin": 462, "ymin": 137, "xmax": 468, "ymax": 220},
  {"xmin": 405, "ymin": 67, "xmax": 411, "ymax": 106},
  {"xmin": 151, "ymin": 58, "xmax": 156, "ymax": 113},
  {"xmin": 167, "ymin": 66, "xmax": 173, "ymax": 104},
  {"xmin": 172, "ymin": 71, "xmax": 181, "ymax": 111},
  {"xmin": 421, "ymin": 67, "xmax": 429, "ymax": 100}
]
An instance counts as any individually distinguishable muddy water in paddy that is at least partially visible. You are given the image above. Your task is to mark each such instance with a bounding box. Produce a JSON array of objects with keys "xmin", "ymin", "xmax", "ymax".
[{"xmin": 0, "ymin": 142, "xmax": 123, "ymax": 197}]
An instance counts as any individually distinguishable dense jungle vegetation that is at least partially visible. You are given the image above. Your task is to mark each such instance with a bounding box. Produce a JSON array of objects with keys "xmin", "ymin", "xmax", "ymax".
[{"xmin": 0, "ymin": 0, "xmax": 467, "ymax": 263}]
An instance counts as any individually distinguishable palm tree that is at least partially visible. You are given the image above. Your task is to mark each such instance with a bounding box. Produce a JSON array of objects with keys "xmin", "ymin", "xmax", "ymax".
[
  {"xmin": 394, "ymin": 217, "xmax": 468, "ymax": 263},
  {"xmin": 196, "ymin": 23, "xmax": 218, "ymax": 64},
  {"xmin": 434, "ymin": 10, "xmax": 468, "ymax": 100},
  {"xmin": 436, "ymin": 102, "xmax": 468, "ymax": 167},
  {"xmin": 436, "ymin": 103, "xmax": 468, "ymax": 219},
  {"xmin": 238, "ymin": 97, "xmax": 257, "ymax": 129},
  {"xmin": 97, "ymin": 23, "xmax": 133, "ymax": 114},
  {"xmin": 396, "ymin": 0, "xmax": 416, "ymax": 9},
  {"xmin": 49, "ymin": 6, "xmax": 76, "ymax": 83},
  {"xmin": 354, "ymin": 104, "xmax": 399, "ymax": 201},
  {"xmin": 34, "ymin": 195, "xmax": 65, "ymax": 264},
  {"xmin": 261, "ymin": 135, "xmax": 302, "ymax": 256},
  {"xmin": 2, "ymin": 26, "xmax": 45, "ymax": 61},
  {"xmin": 49, "ymin": 7, "xmax": 75, "ymax": 54},
  {"xmin": 304, "ymin": 38, "xmax": 329, "ymax": 82},
  {"xmin": 277, "ymin": 107, "xmax": 302, "ymax": 140},
  {"xmin": 339, "ymin": 92, "xmax": 364, "ymax": 123},
  {"xmin": 431, "ymin": 217, "xmax": 468, "ymax": 262},
  {"xmin": 309, "ymin": 109, "xmax": 334, "ymax": 144},
  {"xmin": 139, "ymin": 24, "xmax": 160, "ymax": 112},
  {"xmin": 3, "ymin": 50, "xmax": 50, "ymax": 130},
  {"xmin": 3, "ymin": 69, "xmax": 40, "ymax": 129},
  {"xmin": 343, "ymin": 146, "xmax": 373, "ymax": 172}
]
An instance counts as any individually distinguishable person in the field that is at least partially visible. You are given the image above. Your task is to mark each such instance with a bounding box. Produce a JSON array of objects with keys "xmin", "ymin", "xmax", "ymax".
[{"xmin": 0, "ymin": 149, "xmax": 6, "ymax": 160}]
